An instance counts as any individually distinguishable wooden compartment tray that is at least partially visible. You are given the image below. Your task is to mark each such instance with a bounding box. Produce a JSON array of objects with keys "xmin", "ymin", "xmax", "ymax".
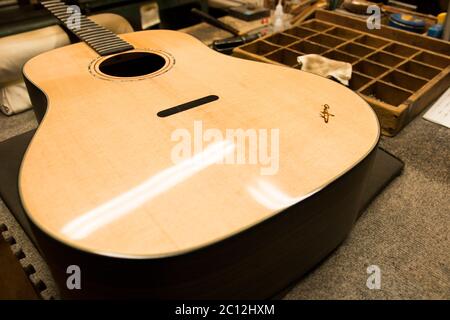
[{"xmin": 233, "ymin": 9, "xmax": 450, "ymax": 136}]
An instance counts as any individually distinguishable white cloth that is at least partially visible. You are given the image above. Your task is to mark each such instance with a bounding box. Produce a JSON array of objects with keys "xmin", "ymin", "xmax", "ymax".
[
  {"xmin": 0, "ymin": 13, "xmax": 133, "ymax": 116},
  {"xmin": 0, "ymin": 81, "xmax": 31, "ymax": 115},
  {"xmin": 297, "ymin": 54, "xmax": 353, "ymax": 86}
]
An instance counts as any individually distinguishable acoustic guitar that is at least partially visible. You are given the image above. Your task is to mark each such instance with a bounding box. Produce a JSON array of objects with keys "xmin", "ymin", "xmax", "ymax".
[{"xmin": 20, "ymin": 0, "xmax": 379, "ymax": 298}]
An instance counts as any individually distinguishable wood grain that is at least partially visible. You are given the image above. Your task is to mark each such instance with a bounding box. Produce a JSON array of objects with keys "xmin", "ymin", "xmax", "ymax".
[{"xmin": 21, "ymin": 30, "xmax": 379, "ymax": 258}]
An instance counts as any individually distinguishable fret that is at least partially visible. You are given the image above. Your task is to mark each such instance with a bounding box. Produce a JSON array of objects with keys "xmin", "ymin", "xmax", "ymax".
[
  {"xmin": 55, "ymin": 14, "xmax": 71, "ymax": 19},
  {"xmin": 79, "ymin": 20, "xmax": 118, "ymax": 34},
  {"xmin": 49, "ymin": 9, "xmax": 67, "ymax": 15},
  {"xmin": 92, "ymin": 43, "xmax": 130, "ymax": 52},
  {"xmin": 87, "ymin": 39, "xmax": 126, "ymax": 48},
  {"xmin": 51, "ymin": 12, "xmax": 70, "ymax": 18},
  {"xmin": 44, "ymin": 0, "xmax": 64, "ymax": 4},
  {"xmin": 78, "ymin": 27, "xmax": 116, "ymax": 37},
  {"xmin": 85, "ymin": 39, "xmax": 125, "ymax": 49},
  {"xmin": 45, "ymin": 4, "xmax": 68, "ymax": 10},
  {"xmin": 78, "ymin": 29, "xmax": 112, "ymax": 38},
  {"xmin": 91, "ymin": 42, "xmax": 130, "ymax": 51},
  {"xmin": 46, "ymin": 5, "xmax": 67, "ymax": 12},
  {"xmin": 88, "ymin": 41, "xmax": 129, "ymax": 50},
  {"xmin": 79, "ymin": 19, "xmax": 104, "ymax": 28},
  {"xmin": 78, "ymin": 26, "xmax": 118, "ymax": 39},
  {"xmin": 45, "ymin": 3, "xmax": 64, "ymax": 8},
  {"xmin": 41, "ymin": 0, "xmax": 134, "ymax": 56},
  {"xmin": 77, "ymin": 24, "xmax": 100, "ymax": 31},
  {"xmin": 82, "ymin": 34, "xmax": 122, "ymax": 42},
  {"xmin": 89, "ymin": 37, "xmax": 128, "ymax": 45},
  {"xmin": 89, "ymin": 39, "xmax": 128, "ymax": 48},
  {"xmin": 85, "ymin": 38, "xmax": 122, "ymax": 47},
  {"xmin": 45, "ymin": 5, "xmax": 64, "ymax": 9}
]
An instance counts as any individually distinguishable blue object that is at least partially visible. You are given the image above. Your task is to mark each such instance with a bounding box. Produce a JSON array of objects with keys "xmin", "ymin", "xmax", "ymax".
[
  {"xmin": 389, "ymin": 13, "xmax": 426, "ymax": 33},
  {"xmin": 427, "ymin": 24, "xmax": 443, "ymax": 38}
]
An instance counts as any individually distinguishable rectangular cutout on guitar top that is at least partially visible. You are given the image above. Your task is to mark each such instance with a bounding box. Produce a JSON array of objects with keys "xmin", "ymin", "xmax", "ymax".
[{"xmin": 157, "ymin": 95, "xmax": 219, "ymax": 117}]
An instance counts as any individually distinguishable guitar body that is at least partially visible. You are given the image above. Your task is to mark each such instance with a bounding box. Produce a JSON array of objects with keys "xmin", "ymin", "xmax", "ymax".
[{"xmin": 21, "ymin": 30, "xmax": 379, "ymax": 298}]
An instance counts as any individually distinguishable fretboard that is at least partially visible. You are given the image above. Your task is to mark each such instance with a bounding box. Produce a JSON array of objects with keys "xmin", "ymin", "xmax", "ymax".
[{"xmin": 41, "ymin": 0, "xmax": 134, "ymax": 56}]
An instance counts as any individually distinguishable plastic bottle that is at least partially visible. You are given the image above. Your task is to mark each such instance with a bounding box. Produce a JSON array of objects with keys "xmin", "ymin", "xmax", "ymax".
[
  {"xmin": 273, "ymin": 0, "xmax": 284, "ymax": 32},
  {"xmin": 428, "ymin": 13, "xmax": 447, "ymax": 39}
]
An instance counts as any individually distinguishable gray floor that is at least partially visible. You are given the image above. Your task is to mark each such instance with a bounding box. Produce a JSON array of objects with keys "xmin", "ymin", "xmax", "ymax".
[{"xmin": 0, "ymin": 109, "xmax": 449, "ymax": 299}]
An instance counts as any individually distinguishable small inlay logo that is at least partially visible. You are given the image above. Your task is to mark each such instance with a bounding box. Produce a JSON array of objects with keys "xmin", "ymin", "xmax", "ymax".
[{"xmin": 320, "ymin": 104, "xmax": 334, "ymax": 123}]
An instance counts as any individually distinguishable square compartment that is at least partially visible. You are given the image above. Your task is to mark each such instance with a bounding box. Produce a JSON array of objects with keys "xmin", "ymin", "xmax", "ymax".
[
  {"xmin": 323, "ymin": 50, "xmax": 359, "ymax": 64},
  {"xmin": 240, "ymin": 40, "xmax": 279, "ymax": 55},
  {"xmin": 265, "ymin": 33, "xmax": 298, "ymax": 46},
  {"xmin": 413, "ymin": 51, "xmax": 450, "ymax": 69},
  {"xmin": 339, "ymin": 43, "xmax": 373, "ymax": 57},
  {"xmin": 308, "ymin": 34, "xmax": 345, "ymax": 48},
  {"xmin": 285, "ymin": 27, "xmax": 315, "ymax": 39},
  {"xmin": 289, "ymin": 41, "xmax": 328, "ymax": 54},
  {"xmin": 398, "ymin": 61, "xmax": 441, "ymax": 79},
  {"xmin": 354, "ymin": 35, "xmax": 389, "ymax": 48},
  {"xmin": 266, "ymin": 49, "xmax": 300, "ymax": 66},
  {"xmin": 367, "ymin": 51, "xmax": 403, "ymax": 67},
  {"xmin": 383, "ymin": 43, "xmax": 418, "ymax": 57},
  {"xmin": 381, "ymin": 70, "xmax": 427, "ymax": 91},
  {"xmin": 301, "ymin": 19, "xmax": 333, "ymax": 31},
  {"xmin": 353, "ymin": 60, "xmax": 388, "ymax": 77},
  {"xmin": 326, "ymin": 27, "xmax": 359, "ymax": 40},
  {"xmin": 349, "ymin": 72, "xmax": 372, "ymax": 91},
  {"xmin": 361, "ymin": 81, "xmax": 411, "ymax": 106}
]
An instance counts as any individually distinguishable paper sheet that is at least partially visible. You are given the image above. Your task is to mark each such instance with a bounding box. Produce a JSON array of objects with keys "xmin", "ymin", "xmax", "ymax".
[{"xmin": 423, "ymin": 88, "xmax": 450, "ymax": 129}]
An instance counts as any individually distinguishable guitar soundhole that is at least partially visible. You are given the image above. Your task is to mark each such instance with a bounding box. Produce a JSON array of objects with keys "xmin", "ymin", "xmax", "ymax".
[{"xmin": 98, "ymin": 52, "xmax": 167, "ymax": 77}]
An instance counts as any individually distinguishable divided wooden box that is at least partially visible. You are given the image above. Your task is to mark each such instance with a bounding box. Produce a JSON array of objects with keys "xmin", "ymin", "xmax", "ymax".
[{"xmin": 233, "ymin": 10, "xmax": 450, "ymax": 136}]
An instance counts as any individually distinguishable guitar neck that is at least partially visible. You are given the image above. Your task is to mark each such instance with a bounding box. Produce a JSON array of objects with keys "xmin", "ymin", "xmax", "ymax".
[{"xmin": 41, "ymin": 0, "xmax": 134, "ymax": 56}]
